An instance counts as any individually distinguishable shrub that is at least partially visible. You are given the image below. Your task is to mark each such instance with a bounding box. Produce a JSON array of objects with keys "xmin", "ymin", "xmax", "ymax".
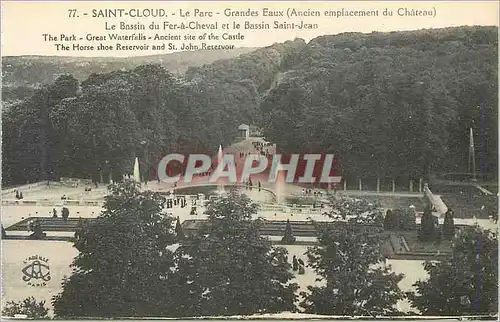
[
  {"xmin": 281, "ymin": 219, "xmax": 296, "ymax": 244},
  {"xmin": 392, "ymin": 208, "xmax": 417, "ymax": 231},
  {"xmin": 442, "ymin": 209, "xmax": 455, "ymax": 240},
  {"xmin": 384, "ymin": 208, "xmax": 416, "ymax": 231},
  {"xmin": 175, "ymin": 216, "xmax": 185, "ymax": 240},
  {"xmin": 2, "ymin": 297, "xmax": 49, "ymax": 319},
  {"xmin": 61, "ymin": 207, "xmax": 69, "ymax": 220},
  {"xmin": 419, "ymin": 208, "xmax": 436, "ymax": 242},
  {"xmin": 383, "ymin": 210, "xmax": 394, "ymax": 229}
]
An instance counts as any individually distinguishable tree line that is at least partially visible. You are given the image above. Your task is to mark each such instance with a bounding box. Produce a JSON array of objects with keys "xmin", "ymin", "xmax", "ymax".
[{"xmin": 2, "ymin": 26, "xmax": 497, "ymax": 186}]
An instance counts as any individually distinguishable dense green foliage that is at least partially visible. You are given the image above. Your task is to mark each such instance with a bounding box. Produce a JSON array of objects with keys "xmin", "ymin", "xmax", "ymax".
[
  {"xmin": 2, "ymin": 297, "xmax": 49, "ymax": 319},
  {"xmin": 52, "ymin": 183, "xmax": 297, "ymax": 318},
  {"xmin": 3, "ymin": 75, "xmax": 79, "ymax": 184},
  {"xmin": 262, "ymin": 27, "xmax": 498, "ymax": 180},
  {"xmin": 408, "ymin": 227, "xmax": 498, "ymax": 315},
  {"xmin": 171, "ymin": 191, "xmax": 298, "ymax": 316},
  {"xmin": 384, "ymin": 208, "xmax": 417, "ymax": 231},
  {"xmin": 52, "ymin": 181, "xmax": 177, "ymax": 317},
  {"xmin": 300, "ymin": 196, "xmax": 405, "ymax": 316},
  {"xmin": 3, "ymin": 26, "xmax": 498, "ymax": 186},
  {"xmin": 442, "ymin": 209, "xmax": 455, "ymax": 240}
]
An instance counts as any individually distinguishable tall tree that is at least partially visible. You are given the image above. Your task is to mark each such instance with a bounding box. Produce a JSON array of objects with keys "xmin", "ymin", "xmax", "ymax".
[
  {"xmin": 171, "ymin": 191, "xmax": 298, "ymax": 317},
  {"xmin": 52, "ymin": 181, "xmax": 177, "ymax": 317},
  {"xmin": 419, "ymin": 208, "xmax": 436, "ymax": 242},
  {"xmin": 442, "ymin": 209, "xmax": 455, "ymax": 240},
  {"xmin": 409, "ymin": 227, "xmax": 498, "ymax": 315},
  {"xmin": 300, "ymin": 197, "xmax": 404, "ymax": 316},
  {"xmin": 2, "ymin": 74, "xmax": 78, "ymax": 184},
  {"xmin": 175, "ymin": 216, "xmax": 185, "ymax": 240}
]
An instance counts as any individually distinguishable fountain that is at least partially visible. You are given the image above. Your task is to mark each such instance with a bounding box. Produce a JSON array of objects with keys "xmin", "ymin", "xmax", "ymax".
[
  {"xmin": 468, "ymin": 127, "xmax": 477, "ymax": 182},
  {"xmin": 275, "ymin": 163, "xmax": 285, "ymax": 204},
  {"xmin": 216, "ymin": 145, "xmax": 225, "ymax": 194},
  {"xmin": 133, "ymin": 157, "xmax": 141, "ymax": 183}
]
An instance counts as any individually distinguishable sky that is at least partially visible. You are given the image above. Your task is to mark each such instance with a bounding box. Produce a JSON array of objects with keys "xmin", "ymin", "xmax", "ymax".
[{"xmin": 1, "ymin": 1, "xmax": 498, "ymax": 57}]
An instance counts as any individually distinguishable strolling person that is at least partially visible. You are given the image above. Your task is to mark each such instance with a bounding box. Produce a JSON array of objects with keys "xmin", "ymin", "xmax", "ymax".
[
  {"xmin": 292, "ymin": 255, "xmax": 299, "ymax": 271},
  {"xmin": 27, "ymin": 218, "xmax": 34, "ymax": 232},
  {"xmin": 297, "ymin": 258, "xmax": 306, "ymax": 274},
  {"xmin": 61, "ymin": 207, "xmax": 70, "ymax": 221}
]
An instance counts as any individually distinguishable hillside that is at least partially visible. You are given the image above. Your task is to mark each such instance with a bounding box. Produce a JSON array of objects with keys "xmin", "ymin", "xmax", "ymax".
[
  {"xmin": 1, "ymin": 48, "xmax": 256, "ymax": 102},
  {"xmin": 260, "ymin": 26, "xmax": 498, "ymax": 178},
  {"xmin": 2, "ymin": 26, "xmax": 498, "ymax": 186}
]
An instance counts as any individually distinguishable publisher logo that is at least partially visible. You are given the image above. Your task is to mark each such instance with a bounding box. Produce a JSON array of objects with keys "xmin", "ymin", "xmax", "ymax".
[{"xmin": 22, "ymin": 255, "xmax": 51, "ymax": 287}]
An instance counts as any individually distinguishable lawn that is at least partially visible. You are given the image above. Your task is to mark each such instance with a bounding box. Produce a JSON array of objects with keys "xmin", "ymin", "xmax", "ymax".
[
  {"xmin": 429, "ymin": 184, "xmax": 481, "ymax": 195},
  {"xmin": 362, "ymin": 196, "xmax": 427, "ymax": 212},
  {"xmin": 440, "ymin": 194, "xmax": 497, "ymax": 219},
  {"xmin": 429, "ymin": 184, "xmax": 498, "ymax": 219}
]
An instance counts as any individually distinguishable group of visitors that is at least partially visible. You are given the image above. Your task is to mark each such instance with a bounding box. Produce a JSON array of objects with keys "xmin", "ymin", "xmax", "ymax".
[
  {"xmin": 166, "ymin": 198, "xmax": 187, "ymax": 209},
  {"xmin": 252, "ymin": 141, "xmax": 273, "ymax": 156},
  {"xmin": 235, "ymin": 141, "xmax": 274, "ymax": 159},
  {"xmin": 291, "ymin": 255, "xmax": 306, "ymax": 275},
  {"xmin": 302, "ymin": 188, "xmax": 324, "ymax": 196},
  {"xmin": 51, "ymin": 207, "xmax": 70, "ymax": 221},
  {"xmin": 252, "ymin": 141, "xmax": 273, "ymax": 149},
  {"xmin": 242, "ymin": 178, "xmax": 262, "ymax": 192},
  {"xmin": 244, "ymin": 178, "xmax": 253, "ymax": 190},
  {"xmin": 21, "ymin": 207, "xmax": 72, "ymax": 240},
  {"xmin": 239, "ymin": 150, "xmax": 273, "ymax": 159}
]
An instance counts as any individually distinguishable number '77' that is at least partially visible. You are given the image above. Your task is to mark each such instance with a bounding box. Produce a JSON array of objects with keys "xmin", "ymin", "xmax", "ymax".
[{"xmin": 68, "ymin": 9, "xmax": 77, "ymax": 18}]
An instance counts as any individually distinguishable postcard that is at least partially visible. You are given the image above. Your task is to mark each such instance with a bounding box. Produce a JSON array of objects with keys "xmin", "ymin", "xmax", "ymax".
[{"xmin": 1, "ymin": 1, "xmax": 498, "ymax": 319}]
